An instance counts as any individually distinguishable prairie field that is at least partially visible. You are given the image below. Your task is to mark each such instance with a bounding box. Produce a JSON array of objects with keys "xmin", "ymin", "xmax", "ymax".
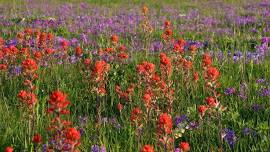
[{"xmin": 0, "ymin": 0, "xmax": 270, "ymax": 152}]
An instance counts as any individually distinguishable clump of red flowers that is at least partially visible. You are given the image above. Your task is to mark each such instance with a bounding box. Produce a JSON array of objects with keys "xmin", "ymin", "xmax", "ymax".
[
  {"xmin": 157, "ymin": 113, "xmax": 174, "ymax": 151},
  {"xmin": 141, "ymin": 145, "xmax": 155, "ymax": 152},
  {"xmin": 162, "ymin": 20, "xmax": 173, "ymax": 41},
  {"xmin": 158, "ymin": 113, "xmax": 173, "ymax": 134},
  {"xmin": 47, "ymin": 90, "xmax": 70, "ymax": 114},
  {"xmin": 92, "ymin": 60, "xmax": 110, "ymax": 83},
  {"xmin": 18, "ymin": 90, "xmax": 37, "ymax": 106},
  {"xmin": 130, "ymin": 107, "xmax": 143, "ymax": 123},
  {"xmin": 180, "ymin": 141, "xmax": 190, "ymax": 152},
  {"xmin": 46, "ymin": 90, "xmax": 80, "ymax": 151},
  {"xmin": 160, "ymin": 53, "xmax": 172, "ymax": 77},
  {"xmin": 22, "ymin": 58, "xmax": 38, "ymax": 73},
  {"xmin": 137, "ymin": 62, "xmax": 155, "ymax": 76}
]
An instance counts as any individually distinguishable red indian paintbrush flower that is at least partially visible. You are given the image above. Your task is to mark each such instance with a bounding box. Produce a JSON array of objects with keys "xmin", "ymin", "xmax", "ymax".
[
  {"xmin": 205, "ymin": 96, "xmax": 218, "ymax": 107},
  {"xmin": 206, "ymin": 67, "xmax": 220, "ymax": 81},
  {"xmin": 173, "ymin": 43, "xmax": 184, "ymax": 53},
  {"xmin": 180, "ymin": 141, "xmax": 190, "ymax": 151},
  {"xmin": 61, "ymin": 40, "xmax": 69, "ymax": 49},
  {"xmin": 164, "ymin": 20, "xmax": 171, "ymax": 27},
  {"xmin": 160, "ymin": 53, "xmax": 172, "ymax": 76},
  {"xmin": 142, "ymin": 5, "xmax": 149, "ymax": 14},
  {"xmin": 18, "ymin": 90, "xmax": 37, "ymax": 106},
  {"xmin": 137, "ymin": 62, "xmax": 155, "ymax": 75},
  {"xmin": 158, "ymin": 113, "xmax": 173, "ymax": 134},
  {"xmin": 22, "ymin": 58, "xmax": 38, "ymax": 73},
  {"xmin": 165, "ymin": 29, "xmax": 173, "ymax": 36},
  {"xmin": 141, "ymin": 145, "xmax": 155, "ymax": 152},
  {"xmin": 92, "ymin": 60, "xmax": 110, "ymax": 82},
  {"xmin": 178, "ymin": 38, "xmax": 186, "ymax": 46},
  {"xmin": 32, "ymin": 133, "xmax": 42, "ymax": 144},
  {"xmin": 45, "ymin": 48, "xmax": 54, "ymax": 55},
  {"xmin": 198, "ymin": 105, "xmax": 207, "ymax": 116},
  {"xmin": 4, "ymin": 147, "xmax": 14, "ymax": 152},
  {"xmin": 65, "ymin": 127, "xmax": 81, "ymax": 141},
  {"xmin": 130, "ymin": 107, "xmax": 142, "ymax": 122},
  {"xmin": 202, "ymin": 52, "xmax": 212, "ymax": 67},
  {"xmin": 118, "ymin": 52, "xmax": 129, "ymax": 59},
  {"xmin": 111, "ymin": 34, "xmax": 119, "ymax": 43},
  {"xmin": 143, "ymin": 93, "xmax": 152, "ymax": 107},
  {"xmin": 193, "ymin": 71, "xmax": 199, "ymax": 82},
  {"xmin": 117, "ymin": 103, "xmax": 123, "ymax": 112},
  {"xmin": 75, "ymin": 46, "xmax": 83, "ymax": 57},
  {"xmin": 48, "ymin": 90, "xmax": 70, "ymax": 113}
]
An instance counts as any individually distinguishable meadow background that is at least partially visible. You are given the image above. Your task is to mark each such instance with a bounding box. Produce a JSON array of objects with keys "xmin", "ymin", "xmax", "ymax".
[{"xmin": 0, "ymin": 0, "xmax": 270, "ymax": 151}]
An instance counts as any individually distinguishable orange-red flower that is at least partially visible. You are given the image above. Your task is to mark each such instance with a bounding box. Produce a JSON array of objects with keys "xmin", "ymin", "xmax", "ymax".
[
  {"xmin": 165, "ymin": 29, "xmax": 173, "ymax": 36},
  {"xmin": 22, "ymin": 58, "xmax": 38, "ymax": 73},
  {"xmin": 206, "ymin": 67, "xmax": 220, "ymax": 81},
  {"xmin": 118, "ymin": 52, "xmax": 129, "ymax": 59},
  {"xmin": 75, "ymin": 46, "xmax": 83, "ymax": 56},
  {"xmin": 198, "ymin": 105, "xmax": 207, "ymax": 116},
  {"xmin": 202, "ymin": 52, "xmax": 212, "ymax": 67},
  {"xmin": 178, "ymin": 38, "xmax": 186, "ymax": 46},
  {"xmin": 47, "ymin": 33, "xmax": 54, "ymax": 41},
  {"xmin": 61, "ymin": 40, "xmax": 69, "ymax": 49},
  {"xmin": 92, "ymin": 60, "xmax": 110, "ymax": 82},
  {"xmin": 205, "ymin": 96, "xmax": 218, "ymax": 107},
  {"xmin": 111, "ymin": 34, "xmax": 119, "ymax": 43},
  {"xmin": 34, "ymin": 51, "xmax": 42, "ymax": 60},
  {"xmin": 32, "ymin": 133, "xmax": 42, "ymax": 144},
  {"xmin": 137, "ymin": 62, "xmax": 155, "ymax": 75},
  {"xmin": 160, "ymin": 53, "xmax": 172, "ymax": 76},
  {"xmin": 142, "ymin": 5, "xmax": 149, "ymax": 14},
  {"xmin": 18, "ymin": 90, "xmax": 37, "ymax": 106},
  {"xmin": 65, "ymin": 127, "xmax": 81, "ymax": 141},
  {"xmin": 45, "ymin": 48, "xmax": 54, "ymax": 55},
  {"xmin": 173, "ymin": 43, "xmax": 184, "ymax": 53},
  {"xmin": 164, "ymin": 20, "xmax": 171, "ymax": 28},
  {"xmin": 48, "ymin": 90, "xmax": 70, "ymax": 113},
  {"xmin": 158, "ymin": 113, "xmax": 173, "ymax": 134},
  {"xmin": 4, "ymin": 147, "xmax": 14, "ymax": 152},
  {"xmin": 193, "ymin": 71, "xmax": 199, "ymax": 82},
  {"xmin": 117, "ymin": 103, "xmax": 123, "ymax": 112},
  {"xmin": 180, "ymin": 141, "xmax": 190, "ymax": 151},
  {"xmin": 141, "ymin": 145, "xmax": 155, "ymax": 152},
  {"xmin": 118, "ymin": 45, "xmax": 127, "ymax": 51},
  {"xmin": 143, "ymin": 93, "xmax": 152, "ymax": 107},
  {"xmin": 130, "ymin": 107, "xmax": 142, "ymax": 122}
]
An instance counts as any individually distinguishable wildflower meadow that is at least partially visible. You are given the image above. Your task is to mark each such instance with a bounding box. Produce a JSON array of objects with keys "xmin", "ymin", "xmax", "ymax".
[{"xmin": 0, "ymin": 0, "xmax": 270, "ymax": 152}]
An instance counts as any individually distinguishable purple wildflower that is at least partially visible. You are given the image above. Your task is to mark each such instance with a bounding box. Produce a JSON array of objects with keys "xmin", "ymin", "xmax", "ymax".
[
  {"xmin": 225, "ymin": 87, "xmax": 236, "ymax": 96},
  {"xmin": 175, "ymin": 115, "xmax": 188, "ymax": 126},
  {"xmin": 256, "ymin": 79, "xmax": 266, "ymax": 84},
  {"xmin": 251, "ymin": 103, "xmax": 263, "ymax": 112},
  {"xmin": 91, "ymin": 145, "xmax": 100, "ymax": 152},
  {"xmin": 222, "ymin": 128, "xmax": 237, "ymax": 148},
  {"xmin": 174, "ymin": 148, "xmax": 180, "ymax": 152},
  {"xmin": 259, "ymin": 87, "xmax": 270, "ymax": 96}
]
